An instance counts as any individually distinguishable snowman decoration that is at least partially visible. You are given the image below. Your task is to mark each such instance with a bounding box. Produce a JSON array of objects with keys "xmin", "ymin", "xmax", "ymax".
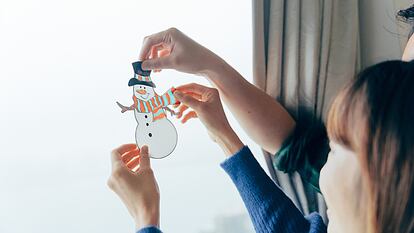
[{"xmin": 117, "ymin": 61, "xmax": 178, "ymax": 159}]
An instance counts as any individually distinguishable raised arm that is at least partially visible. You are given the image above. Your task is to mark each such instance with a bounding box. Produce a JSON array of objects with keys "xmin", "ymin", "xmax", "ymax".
[
  {"xmin": 140, "ymin": 28, "xmax": 295, "ymax": 154},
  {"xmin": 172, "ymin": 85, "xmax": 326, "ymax": 233},
  {"xmin": 204, "ymin": 60, "xmax": 295, "ymax": 154}
]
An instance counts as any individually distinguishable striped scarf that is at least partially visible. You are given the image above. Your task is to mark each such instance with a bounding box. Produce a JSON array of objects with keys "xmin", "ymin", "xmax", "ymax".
[{"xmin": 132, "ymin": 88, "xmax": 177, "ymax": 122}]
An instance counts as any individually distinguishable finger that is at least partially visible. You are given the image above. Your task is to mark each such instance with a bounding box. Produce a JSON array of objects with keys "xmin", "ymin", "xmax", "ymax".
[
  {"xmin": 176, "ymin": 83, "xmax": 211, "ymax": 96},
  {"xmin": 174, "ymin": 92, "xmax": 201, "ymax": 110},
  {"xmin": 141, "ymin": 56, "xmax": 172, "ymax": 71},
  {"xmin": 111, "ymin": 144, "xmax": 137, "ymax": 165},
  {"xmin": 121, "ymin": 148, "xmax": 140, "ymax": 164},
  {"xmin": 150, "ymin": 45, "xmax": 161, "ymax": 73},
  {"xmin": 139, "ymin": 145, "xmax": 151, "ymax": 169},
  {"xmin": 158, "ymin": 48, "xmax": 170, "ymax": 57},
  {"xmin": 117, "ymin": 144, "xmax": 137, "ymax": 156},
  {"xmin": 181, "ymin": 111, "xmax": 198, "ymax": 123},
  {"xmin": 175, "ymin": 91, "xmax": 202, "ymax": 100},
  {"xmin": 139, "ymin": 29, "xmax": 170, "ymax": 60},
  {"xmin": 153, "ymin": 49, "xmax": 171, "ymax": 72},
  {"xmin": 131, "ymin": 161, "xmax": 141, "ymax": 173},
  {"xmin": 174, "ymin": 91, "xmax": 202, "ymax": 110},
  {"xmin": 150, "ymin": 43, "xmax": 164, "ymax": 59},
  {"xmin": 186, "ymin": 92, "xmax": 202, "ymax": 100},
  {"xmin": 126, "ymin": 155, "xmax": 141, "ymax": 171},
  {"xmin": 176, "ymin": 104, "xmax": 189, "ymax": 118}
]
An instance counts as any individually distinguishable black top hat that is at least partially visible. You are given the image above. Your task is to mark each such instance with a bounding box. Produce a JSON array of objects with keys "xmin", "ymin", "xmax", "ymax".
[
  {"xmin": 128, "ymin": 77, "xmax": 156, "ymax": 87},
  {"xmin": 128, "ymin": 61, "xmax": 156, "ymax": 87},
  {"xmin": 132, "ymin": 61, "xmax": 151, "ymax": 76}
]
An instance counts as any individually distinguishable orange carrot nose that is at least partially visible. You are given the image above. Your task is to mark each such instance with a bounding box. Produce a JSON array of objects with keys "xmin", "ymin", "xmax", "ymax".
[{"xmin": 137, "ymin": 89, "xmax": 147, "ymax": 95}]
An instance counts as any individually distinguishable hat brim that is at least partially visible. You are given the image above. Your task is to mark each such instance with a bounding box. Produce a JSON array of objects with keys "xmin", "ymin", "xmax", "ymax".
[{"xmin": 128, "ymin": 78, "xmax": 156, "ymax": 88}]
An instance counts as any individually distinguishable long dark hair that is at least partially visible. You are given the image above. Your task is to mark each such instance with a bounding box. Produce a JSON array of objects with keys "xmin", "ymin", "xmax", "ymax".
[{"xmin": 327, "ymin": 60, "xmax": 414, "ymax": 233}]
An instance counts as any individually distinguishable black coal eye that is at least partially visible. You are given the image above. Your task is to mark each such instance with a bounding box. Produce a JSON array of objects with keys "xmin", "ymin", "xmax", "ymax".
[{"xmin": 144, "ymin": 87, "xmax": 146, "ymax": 89}]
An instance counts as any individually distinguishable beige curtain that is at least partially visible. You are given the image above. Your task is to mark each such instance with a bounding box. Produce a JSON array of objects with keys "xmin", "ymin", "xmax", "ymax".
[{"xmin": 252, "ymin": 0, "xmax": 360, "ymax": 220}]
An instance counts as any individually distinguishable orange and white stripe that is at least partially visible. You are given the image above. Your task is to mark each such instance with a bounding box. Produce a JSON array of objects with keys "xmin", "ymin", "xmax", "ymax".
[
  {"xmin": 132, "ymin": 88, "xmax": 177, "ymax": 122},
  {"xmin": 136, "ymin": 75, "xmax": 152, "ymax": 82}
]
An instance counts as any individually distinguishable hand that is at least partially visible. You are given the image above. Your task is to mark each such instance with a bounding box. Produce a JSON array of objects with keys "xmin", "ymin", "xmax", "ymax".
[
  {"xmin": 139, "ymin": 28, "xmax": 224, "ymax": 76},
  {"xmin": 173, "ymin": 83, "xmax": 244, "ymax": 156},
  {"xmin": 107, "ymin": 144, "xmax": 160, "ymax": 230}
]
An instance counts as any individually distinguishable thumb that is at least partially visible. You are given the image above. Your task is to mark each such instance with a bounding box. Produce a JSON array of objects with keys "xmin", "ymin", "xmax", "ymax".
[
  {"xmin": 142, "ymin": 57, "xmax": 171, "ymax": 70},
  {"xmin": 111, "ymin": 144, "xmax": 137, "ymax": 167},
  {"xmin": 174, "ymin": 91, "xmax": 201, "ymax": 110},
  {"xmin": 139, "ymin": 145, "xmax": 151, "ymax": 169}
]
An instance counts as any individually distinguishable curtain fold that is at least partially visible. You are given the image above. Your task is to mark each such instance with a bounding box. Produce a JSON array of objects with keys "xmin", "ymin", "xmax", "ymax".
[{"xmin": 252, "ymin": 0, "xmax": 360, "ymax": 221}]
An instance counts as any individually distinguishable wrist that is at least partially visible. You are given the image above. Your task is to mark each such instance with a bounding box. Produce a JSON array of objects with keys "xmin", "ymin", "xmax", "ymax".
[
  {"xmin": 134, "ymin": 205, "xmax": 160, "ymax": 230},
  {"xmin": 216, "ymin": 127, "xmax": 244, "ymax": 157},
  {"xmin": 201, "ymin": 56, "xmax": 246, "ymax": 100},
  {"xmin": 200, "ymin": 53, "xmax": 231, "ymax": 80}
]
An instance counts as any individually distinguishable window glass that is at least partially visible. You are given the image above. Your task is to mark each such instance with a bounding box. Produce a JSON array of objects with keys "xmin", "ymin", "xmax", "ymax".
[{"xmin": 0, "ymin": 1, "xmax": 268, "ymax": 232}]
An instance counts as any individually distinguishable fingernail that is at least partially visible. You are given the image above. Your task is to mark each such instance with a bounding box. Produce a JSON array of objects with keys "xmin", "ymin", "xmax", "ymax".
[
  {"xmin": 141, "ymin": 61, "xmax": 149, "ymax": 70},
  {"xmin": 174, "ymin": 91, "xmax": 182, "ymax": 98},
  {"xmin": 142, "ymin": 145, "xmax": 148, "ymax": 151}
]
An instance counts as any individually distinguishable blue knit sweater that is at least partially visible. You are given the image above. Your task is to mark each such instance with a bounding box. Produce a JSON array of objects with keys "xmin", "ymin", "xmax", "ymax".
[{"xmin": 137, "ymin": 146, "xmax": 327, "ymax": 233}]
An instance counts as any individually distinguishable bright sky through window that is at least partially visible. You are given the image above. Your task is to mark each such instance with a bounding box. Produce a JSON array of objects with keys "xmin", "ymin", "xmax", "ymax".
[{"xmin": 0, "ymin": 1, "xmax": 267, "ymax": 232}]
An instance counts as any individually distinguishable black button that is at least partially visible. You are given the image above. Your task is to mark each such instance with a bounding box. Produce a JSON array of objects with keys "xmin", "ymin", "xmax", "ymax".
[
  {"xmin": 146, "ymin": 123, "xmax": 149, "ymax": 126},
  {"xmin": 145, "ymin": 115, "xmax": 148, "ymax": 118},
  {"xmin": 149, "ymin": 133, "xmax": 152, "ymax": 137}
]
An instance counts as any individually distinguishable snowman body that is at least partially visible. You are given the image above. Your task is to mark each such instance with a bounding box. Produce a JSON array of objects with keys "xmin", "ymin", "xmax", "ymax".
[{"xmin": 133, "ymin": 85, "xmax": 178, "ymax": 159}]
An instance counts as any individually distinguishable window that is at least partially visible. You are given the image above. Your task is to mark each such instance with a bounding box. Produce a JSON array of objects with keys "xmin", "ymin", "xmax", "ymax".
[{"xmin": 0, "ymin": 1, "xmax": 267, "ymax": 232}]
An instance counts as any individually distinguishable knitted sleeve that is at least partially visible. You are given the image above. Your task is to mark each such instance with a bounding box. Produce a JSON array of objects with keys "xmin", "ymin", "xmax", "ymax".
[
  {"xmin": 136, "ymin": 226, "xmax": 162, "ymax": 233},
  {"xmin": 221, "ymin": 146, "xmax": 326, "ymax": 233},
  {"xmin": 273, "ymin": 119, "xmax": 329, "ymax": 192}
]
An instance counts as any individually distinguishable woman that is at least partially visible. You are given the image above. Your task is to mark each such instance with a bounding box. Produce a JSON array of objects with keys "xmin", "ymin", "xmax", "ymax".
[
  {"xmin": 107, "ymin": 6, "xmax": 414, "ymax": 233},
  {"xmin": 108, "ymin": 59, "xmax": 414, "ymax": 233}
]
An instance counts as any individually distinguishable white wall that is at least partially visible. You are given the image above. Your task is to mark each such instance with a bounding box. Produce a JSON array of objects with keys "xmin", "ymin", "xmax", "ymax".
[{"xmin": 359, "ymin": 0, "xmax": 412, "ymax": 67}]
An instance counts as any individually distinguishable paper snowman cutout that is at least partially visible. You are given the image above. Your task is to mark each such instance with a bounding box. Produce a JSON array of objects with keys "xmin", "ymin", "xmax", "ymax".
[{"xmin": 117, "ymin": 61, "xmax": 178, "ymax": 159}]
